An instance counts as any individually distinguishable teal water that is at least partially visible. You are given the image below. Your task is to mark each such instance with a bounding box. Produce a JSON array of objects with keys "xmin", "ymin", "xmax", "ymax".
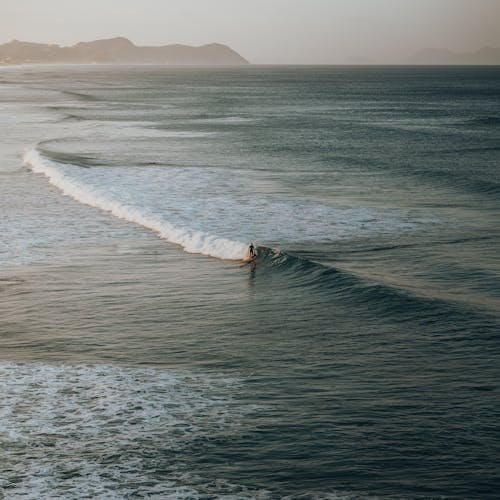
[{"xmin": 1, "ymin": 66, "xmax": 500, "ymax": 498}]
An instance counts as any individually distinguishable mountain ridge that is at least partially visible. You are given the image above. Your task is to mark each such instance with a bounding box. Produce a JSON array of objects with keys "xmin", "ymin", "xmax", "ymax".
[
  {"xmin": 0, "ymin": 37, "xmax": 249, "ymax": 65},
  {"xmin": 409, "ymin": 46, "xmax": 500, "ymax": 65}
]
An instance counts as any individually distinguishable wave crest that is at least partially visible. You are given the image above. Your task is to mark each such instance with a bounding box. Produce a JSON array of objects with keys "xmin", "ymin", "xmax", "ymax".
[{"xmin": 23, "ymin": 149, "xmax": 248, "ymax": 260}]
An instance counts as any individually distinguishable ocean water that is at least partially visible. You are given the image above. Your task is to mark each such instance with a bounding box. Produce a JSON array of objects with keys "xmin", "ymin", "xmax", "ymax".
[{"xmin": 1, "ymin": 65, "xmax": 500, "ymax": 499}]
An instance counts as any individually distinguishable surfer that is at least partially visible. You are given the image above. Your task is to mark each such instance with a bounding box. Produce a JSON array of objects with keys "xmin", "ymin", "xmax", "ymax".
[{"xmin": 249, "ymin": 242, "xmax": 256, "ymax": 260}]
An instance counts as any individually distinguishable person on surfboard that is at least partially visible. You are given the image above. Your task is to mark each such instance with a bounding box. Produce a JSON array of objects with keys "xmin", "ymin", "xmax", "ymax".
[{"xmin": 249, "ymin": 242, "xmax": 256, "ymax": 260}]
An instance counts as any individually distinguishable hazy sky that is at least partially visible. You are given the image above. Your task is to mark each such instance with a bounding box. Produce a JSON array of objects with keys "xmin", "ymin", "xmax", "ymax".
[{"xmin": 2, "ymin": 0, "xmax": 500, "ymax": 63}]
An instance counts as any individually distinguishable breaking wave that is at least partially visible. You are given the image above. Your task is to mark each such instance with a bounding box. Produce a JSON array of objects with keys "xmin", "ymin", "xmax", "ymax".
[{"xmin": 23, "ymin": 149, "xmax": 248, "ymax": 260}]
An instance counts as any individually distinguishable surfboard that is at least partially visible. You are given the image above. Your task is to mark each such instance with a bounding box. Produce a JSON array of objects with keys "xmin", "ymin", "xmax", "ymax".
[
  {"xmin": 241, "ymin": 250, "xmax": 257, "ymax": 264},
  {"xmin": 241, "ymin": 255, "xmax": 256, "ymax": 264}
]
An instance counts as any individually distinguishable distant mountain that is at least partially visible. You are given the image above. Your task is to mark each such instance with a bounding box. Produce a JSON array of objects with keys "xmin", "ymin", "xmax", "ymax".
[
  {"xmin": 0, "ymin": 37, "xmax": 249, "ymax": 65},
  {"xmin": 410, "ymin": 46, "xmax": 500, "ymax": 65}
]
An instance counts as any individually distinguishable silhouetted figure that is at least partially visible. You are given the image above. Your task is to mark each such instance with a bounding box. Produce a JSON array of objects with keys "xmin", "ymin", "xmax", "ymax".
[{"xmin": 249, "ymin": 242, "xmax": 256, "ymax": 259}]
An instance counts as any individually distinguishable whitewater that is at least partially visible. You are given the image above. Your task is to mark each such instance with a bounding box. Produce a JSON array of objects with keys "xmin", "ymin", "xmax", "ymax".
[{"xmin": 23, "ymin": 149, "xmax": 248, "ymax": 260}]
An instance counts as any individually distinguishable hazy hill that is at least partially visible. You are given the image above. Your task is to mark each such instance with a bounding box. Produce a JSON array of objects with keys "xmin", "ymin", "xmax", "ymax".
[
  {"xmin": 0, "ymin": 37, "xmax": 249, "ymax": 65},
  {"xmin": 410, "ymin": 46, "xmax": 500, "ymax": 65}
]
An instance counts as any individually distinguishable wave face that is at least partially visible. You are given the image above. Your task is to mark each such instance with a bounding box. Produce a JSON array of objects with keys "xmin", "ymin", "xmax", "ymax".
[
  {"xmin": 24, "ymin": 149, "xmax": 248, "ymax": 260},
  {"xmin": 257, "ymin": 245, "xmax": 500, "ymax": 322}
]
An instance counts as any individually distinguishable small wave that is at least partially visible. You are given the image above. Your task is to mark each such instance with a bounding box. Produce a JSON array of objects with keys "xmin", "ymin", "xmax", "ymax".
[
  {"xmin": 36, "ymin": 148, "xmax": 97, "ymax": 168},
  {"xmin": 23, "ymin": 149, "xmax": 248, "ymax": 260},
  {"xmin": 187, "ymin": 116, "xmax": 256, "ymax": 125},
  {"xmin": 258, "ymin": 246, "xmax": 500, "ymax": 321},
  {"xmin": 63, "ymin": 113, "xmax": 86, "ymax": 121},
  {"xmin": 418, "ymin": 168, "xmax": 500, "ymax": 197},
  {"xmin": 462, "ymin": 116, "xmax": 500, "ymax": 127},
  {"xmin": 62, "ymin": 89, "xmax": 100, "ymax": 101}
]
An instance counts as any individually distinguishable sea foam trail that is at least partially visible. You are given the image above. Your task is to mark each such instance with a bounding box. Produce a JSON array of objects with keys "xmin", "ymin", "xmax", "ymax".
[{"xmin": 23, "ymin": 149, "xmax": 248, "ymax": 260}]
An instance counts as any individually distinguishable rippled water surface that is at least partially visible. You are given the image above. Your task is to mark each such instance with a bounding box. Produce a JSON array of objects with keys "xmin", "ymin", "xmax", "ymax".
[{"xmin": 1, "ymin": 65, "xmax": 500, "ymax": 498}]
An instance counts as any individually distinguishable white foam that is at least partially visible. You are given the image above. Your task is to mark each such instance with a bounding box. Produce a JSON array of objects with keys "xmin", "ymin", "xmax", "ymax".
[
  {"xmin": 0, "ymin": 362, "xmax": 263, "ymax": 499},
  {"xmin": 23, "ymin": 149, "xmax": 248, "ymax": 260},
  {"xmin": 0, "ymin": 361, "xmax": 374, "ymax": 499}
]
